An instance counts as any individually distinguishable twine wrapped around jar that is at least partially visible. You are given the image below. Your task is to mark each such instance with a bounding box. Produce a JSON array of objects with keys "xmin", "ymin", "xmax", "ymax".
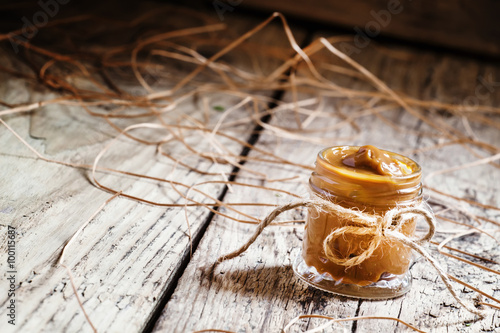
[
  {"xmin": 216, "ymin": 196, "xmax": 485, "ymax": 317},
  {"xmin": 319, "ymin": 200, "xmax": 434, "ymax": 268}
]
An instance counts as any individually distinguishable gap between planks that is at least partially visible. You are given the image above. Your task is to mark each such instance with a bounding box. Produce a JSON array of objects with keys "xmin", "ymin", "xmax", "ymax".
[{"xmin": 140, "ymin": 29, "xmax": 316, "ymax": 332}]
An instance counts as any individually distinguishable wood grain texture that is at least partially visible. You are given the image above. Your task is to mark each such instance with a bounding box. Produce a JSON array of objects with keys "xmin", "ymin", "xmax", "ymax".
[
  {"xmin": 237, "ymin": 0, "xmax": 500, "ymax": 57},
  {"xmin": 0, "ymin": 10, "xmax": 305, "ymax": 333},
  {"xmin": 0, "ymin": 79, "xmax": 241, "ymax": 333},
  {"xmin": 152, "ymin": 36, "xmax": 500, "ymax": 332}
]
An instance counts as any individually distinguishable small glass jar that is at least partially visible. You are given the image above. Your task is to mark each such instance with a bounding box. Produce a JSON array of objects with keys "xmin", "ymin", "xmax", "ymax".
[{"xmin": 293, "ymin": 146, "xmax": 429, "ymax": 299}]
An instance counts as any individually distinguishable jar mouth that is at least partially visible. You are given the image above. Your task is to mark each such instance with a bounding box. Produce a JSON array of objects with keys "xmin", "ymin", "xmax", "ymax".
[
  {"xmin": 318, "ymin": 146, "xmax": 421, "ymax": 182},
  {"xmin": 312, "ymin": 146, "xmax": 422, "ymax": 206}
]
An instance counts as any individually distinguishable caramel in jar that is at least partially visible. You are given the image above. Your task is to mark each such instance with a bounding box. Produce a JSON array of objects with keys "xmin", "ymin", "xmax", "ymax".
[{"xmin": 302, "ymin": 145, "xmax": 422, "ymax": 287}]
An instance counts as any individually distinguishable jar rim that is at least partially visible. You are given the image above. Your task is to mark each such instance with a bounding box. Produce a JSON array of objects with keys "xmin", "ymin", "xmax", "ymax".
[
  {"xmin": 317, "ymin": 146, "xmax": 421, "ymax": 182},
  {"xmin": 312, "ymin": 146, "xmax": 422, "ymax": 206}
]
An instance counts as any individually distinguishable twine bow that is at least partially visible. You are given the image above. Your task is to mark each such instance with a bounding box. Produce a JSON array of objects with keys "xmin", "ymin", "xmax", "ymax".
[
  {"xmin": 320, "ymin": 203, "xmax": 435, "ymax": 268},
  {"xmin": 217, "ymin": 197, "xmax": 485, "ymax": 317}
]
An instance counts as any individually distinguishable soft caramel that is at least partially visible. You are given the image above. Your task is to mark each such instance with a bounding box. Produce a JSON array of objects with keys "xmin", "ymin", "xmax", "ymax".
[
  {"xmin": 303, "ymin": 146, "xmax": 422, "ymax": 286},
  {"xmin": 342, "ymin": 144, "xmax": 405, "ymax": 176}
]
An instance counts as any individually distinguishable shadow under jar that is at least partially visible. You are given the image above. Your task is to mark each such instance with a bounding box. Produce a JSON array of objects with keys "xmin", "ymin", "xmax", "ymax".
[{"xmin": 293, "ymin": 145, "xmax": 425, "ymax": 299}]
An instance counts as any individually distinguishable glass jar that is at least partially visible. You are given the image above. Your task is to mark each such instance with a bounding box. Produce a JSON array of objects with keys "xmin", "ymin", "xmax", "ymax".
[{"xmin": 293, "ymin": 146, "xmax": 429, "ymax": 299}]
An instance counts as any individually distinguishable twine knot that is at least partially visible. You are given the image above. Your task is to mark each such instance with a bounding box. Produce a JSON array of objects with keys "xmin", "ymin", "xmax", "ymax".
[{"xmin": 318, "ymin": 201, "xmax": 435, "ymax": 268}]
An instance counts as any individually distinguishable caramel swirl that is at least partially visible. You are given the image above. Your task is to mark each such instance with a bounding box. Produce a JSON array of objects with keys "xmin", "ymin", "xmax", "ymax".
[{"xmin": 342, "ymin": 145, "xmax": 404, "ymax": 176}]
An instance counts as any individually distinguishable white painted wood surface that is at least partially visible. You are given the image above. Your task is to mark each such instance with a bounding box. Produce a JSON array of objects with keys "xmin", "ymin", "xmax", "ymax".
[
  {"xmin": 152, "ymin": 38, "xmax": 500, "ymax": 332},
  {"xmin": 0, "ymin": 7, "xmax": 305, "ymax": 332},
  {"xmin": 0, "ymin": 2, "xmax": 499, "ymax": 333},
  {"xmin": 0, "ymin": 68, "xmax": 244, "ymax": 333}
]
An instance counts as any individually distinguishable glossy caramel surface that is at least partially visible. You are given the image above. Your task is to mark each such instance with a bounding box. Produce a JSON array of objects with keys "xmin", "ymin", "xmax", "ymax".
[
  {"xmin": 313, "ymin": 146, "xmax": 421, "ymax": 206},
  {"xmin": 342, "ymin": 145, "xmax": 406, "ymax": 176}
]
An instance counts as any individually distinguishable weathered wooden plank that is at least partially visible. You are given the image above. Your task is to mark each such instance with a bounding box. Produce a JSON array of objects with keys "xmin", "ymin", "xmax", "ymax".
[
  {"xmin": 0, "ymin": 72, "xmax": 242, "ymax": 333},
  {"xmin": 152, "ymin": 36, "xmax": 500, "ymax": 332},
  {"xmin": 235, "ymin": 0, "xmax": 500, "ymax": 58},
  {"xmin": 0, "ymin": 6, "xmax": 305, "ymax": 333}
]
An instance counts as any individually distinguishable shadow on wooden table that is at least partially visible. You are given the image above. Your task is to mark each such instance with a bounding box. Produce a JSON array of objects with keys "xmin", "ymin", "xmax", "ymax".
[{"xmin": 200, "ymin": 262, "xmax": 353, "ymax": 306}]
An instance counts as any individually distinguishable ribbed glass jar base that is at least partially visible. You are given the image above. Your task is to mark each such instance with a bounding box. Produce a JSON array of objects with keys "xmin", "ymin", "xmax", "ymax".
[{"xmin": 292, "ymin": 251, "xmax": 412, "ymax": 299}]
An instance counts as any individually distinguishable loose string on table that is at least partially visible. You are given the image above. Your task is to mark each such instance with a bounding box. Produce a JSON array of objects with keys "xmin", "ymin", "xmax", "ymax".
[{"xmin": 217, "ymin": 196, "xmax": 485, "ymax": 317}]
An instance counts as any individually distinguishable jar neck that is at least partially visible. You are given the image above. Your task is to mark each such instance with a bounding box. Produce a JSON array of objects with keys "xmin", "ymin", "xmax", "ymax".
[{"xmin": 311, "ymin": 146, "xmax": 422, "ymax": 208}]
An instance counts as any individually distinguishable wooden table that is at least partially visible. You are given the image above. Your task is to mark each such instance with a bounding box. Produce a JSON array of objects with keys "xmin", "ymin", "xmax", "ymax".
[{"xmin": 1, "ymin": 1, "xmax": 499, "ymax": 332}]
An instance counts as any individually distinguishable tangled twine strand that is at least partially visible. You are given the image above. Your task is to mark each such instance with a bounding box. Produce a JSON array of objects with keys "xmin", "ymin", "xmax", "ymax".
[{"xmin": 217, "ymin": 196, "xmax": 486, "ymax": 317}]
